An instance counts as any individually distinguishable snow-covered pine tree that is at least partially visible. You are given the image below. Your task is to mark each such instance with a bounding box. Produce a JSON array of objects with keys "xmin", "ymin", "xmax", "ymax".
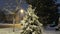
[{"xmin": 20, "ymin": 5, "xmax": 43, "ymax": 34}]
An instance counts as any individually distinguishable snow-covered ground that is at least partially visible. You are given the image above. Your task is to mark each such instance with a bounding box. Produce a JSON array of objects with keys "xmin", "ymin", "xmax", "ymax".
[
  {"xmin": 43, "ymin": 29, "xmax": 60, "ymax": 34},
  {"xmin": 0, "ymin": 28, "xmax": 21, "ymax": 34},
  {"xmin": 0, "ymin": 28, "xmax": 60, "ymax": 34},
  {"xmin": 42, "ymin": 26, "xmax": 60, "ymax": 34}
]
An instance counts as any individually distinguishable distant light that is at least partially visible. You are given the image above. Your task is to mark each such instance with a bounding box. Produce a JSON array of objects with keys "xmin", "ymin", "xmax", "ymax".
[{"xmin": 20, "ymin": 9, "xmax": 24, "ymax": 14}]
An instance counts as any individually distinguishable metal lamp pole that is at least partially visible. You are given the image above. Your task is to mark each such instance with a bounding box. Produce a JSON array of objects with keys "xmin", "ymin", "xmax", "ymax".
[{"xmin": 13, "ymin": 15, "xmax": 15, "ymax": 32}]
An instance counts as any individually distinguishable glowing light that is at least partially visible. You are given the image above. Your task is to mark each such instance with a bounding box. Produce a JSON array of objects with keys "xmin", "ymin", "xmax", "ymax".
[{"xmin": 20, "ymin": 9, "xmax": 24, "ymax": 13}]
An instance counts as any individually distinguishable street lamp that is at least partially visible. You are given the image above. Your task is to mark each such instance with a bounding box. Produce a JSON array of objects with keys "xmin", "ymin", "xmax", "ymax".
[
  {"xmin": 13, "ymin": 9, "xmax": 25, "ymax": 32},
  {"xmin": 19, "ymin": 9, "xmax": 25, "ymax": 22}
]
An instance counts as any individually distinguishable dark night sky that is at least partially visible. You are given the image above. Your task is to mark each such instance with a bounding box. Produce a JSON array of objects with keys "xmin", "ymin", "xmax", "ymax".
[
  {"xmin": 0, "ymin": 0, "xmax": 60, "ymax": 13},
  {"xmin": 0, "ymin": 0, "xmax": 60, "ymax": 9},
  {"xmin": 0, "ymin": 0, "xmax": 28, "ymax": 11},
  {"xmin": 56, "ymin": 0, "xmax": 60, "ymax": 3},
  {"xmin": 0, "ymin": 0, "xmax": 60, "ymax": 8}
]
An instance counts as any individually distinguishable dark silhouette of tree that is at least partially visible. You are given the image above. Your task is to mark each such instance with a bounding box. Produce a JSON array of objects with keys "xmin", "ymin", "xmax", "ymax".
[{"xmin": 0, "ymin": 9, "xmax": 6, "ymax": 23}]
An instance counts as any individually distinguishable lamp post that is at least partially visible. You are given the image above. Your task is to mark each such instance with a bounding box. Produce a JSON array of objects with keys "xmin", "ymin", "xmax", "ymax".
[
  {"xmin": 19, "ymin": 9, "xmax": 24, "ymax": 23},
  {"xmin": 12, "ymin": 0, "xmax": 24, "ymax": 32},
  {"xmin": 13, "ymin": 9, "xmax": 24, "ymax": 32}
]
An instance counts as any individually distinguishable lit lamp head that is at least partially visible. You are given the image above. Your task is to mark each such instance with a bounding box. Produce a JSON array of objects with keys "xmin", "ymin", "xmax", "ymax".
[{"xmin": 20, "ymin": 9, "xmax": 24, "ymax": 14}]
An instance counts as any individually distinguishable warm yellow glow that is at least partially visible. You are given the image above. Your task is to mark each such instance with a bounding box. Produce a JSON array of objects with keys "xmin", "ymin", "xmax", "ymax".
[{"xmin": 20, "ymin": 9, "xmax": 24, "ymax": 13}]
